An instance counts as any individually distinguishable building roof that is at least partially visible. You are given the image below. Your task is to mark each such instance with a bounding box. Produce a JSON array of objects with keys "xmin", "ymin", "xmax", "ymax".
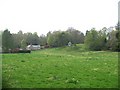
[{"xmin": 27, "ymin": 45, "xmax": 40, "ymax": 48}]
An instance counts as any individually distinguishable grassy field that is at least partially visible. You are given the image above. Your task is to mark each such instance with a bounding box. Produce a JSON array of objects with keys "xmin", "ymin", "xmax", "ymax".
[{"xmin": 2, "ymin": 44, "xmax": 118, "ymax": 88}]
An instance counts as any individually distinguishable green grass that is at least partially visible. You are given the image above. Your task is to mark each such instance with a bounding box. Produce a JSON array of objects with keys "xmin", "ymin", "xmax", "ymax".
[{"xmin": 2, "ymin": 44, "xmax": 118, "ymax": 88}]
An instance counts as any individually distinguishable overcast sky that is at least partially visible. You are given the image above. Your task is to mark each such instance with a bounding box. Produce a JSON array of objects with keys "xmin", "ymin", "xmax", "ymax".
[{"xmin": 0, "ymin": 0, "xmax": 119, "ymax": 36}]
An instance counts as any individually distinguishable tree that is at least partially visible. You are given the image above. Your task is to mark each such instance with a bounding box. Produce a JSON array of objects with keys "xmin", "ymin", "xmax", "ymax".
[
  {"xmin": 57, "ymin": 32, "xmax": 69, "ymax": 47},
  {"xmin": 2, "ymin": 29, "xmax": 14, "ymax": 52},
  {"xmin": 115, "ymin": 22, "xmax": 120, "ymax": 31},
  {"xmin": 12, "ymin": 30, "xmax": 24, "ymax": 48},
  {"xmin": 12, "ymin": 31, "xmax": 40, "ymax": 49},
  {"xmin": 85, "ymin": 28, "xmax": 107, "ymax": 51},
  {"xmin": 32, "ymin": 32, "xmax": 40, "ymax": 45},
  {"xmin": 0, "ymin": 31, "xmax": 2, "ymax": 48},
  {"xmin": 67, "ymin": 27, "xmax": 84, "ymax": 44},
  {"xmin": 25, "ymin": 32, "xmax": 33, "ymax": 45},
  {"xmin": 97, "ymin": 27, "xmax": 107, "ymax": 50},
  {"xmin": 106, "ymin": 27, "xmax": 119, "ymax": 51},
  {"xmin": 39, "ymin": 34, "xmax": 47, "ymax": 46},
  {"xmin": 21, "ymin": 39, "xmax": 27, "ymax": 49},
  {"xmin": 25, "ymin": 32, "xmax": 40, "ymax": 45},
  {"xmin": 47, "ymin": 31, "xmax": 69, "ymax": 47},
  {"xmin": 115, "ymin": 22, "xmax": 120, "ymax": 51},
  {"xmin": 47, "ymin": 31, "xmax": 56, "ymax": 47}
]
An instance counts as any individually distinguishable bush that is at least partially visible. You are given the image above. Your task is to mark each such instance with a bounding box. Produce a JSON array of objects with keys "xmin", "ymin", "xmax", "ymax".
[{"xmin": 18, "ymin": 50, "xmax": 31, "ymax": 53}]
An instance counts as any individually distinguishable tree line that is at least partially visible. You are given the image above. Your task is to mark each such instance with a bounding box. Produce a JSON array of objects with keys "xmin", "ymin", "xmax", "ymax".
[
  {"xmin": 85, "ymin": 27, "xmax": 119, "ymax": 51},
  {"xmin": 1, "ymin": 27, "xmax": 84, "ymax": 52},
  {"xmin": 1, "ymin": 23, "xmax": 120, "ymax": 52}
]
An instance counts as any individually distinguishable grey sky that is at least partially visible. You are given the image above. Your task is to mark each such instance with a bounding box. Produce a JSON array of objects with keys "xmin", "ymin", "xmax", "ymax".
[{"xmin": 0, "ymin": 0, "xmax": 119, "ymax": 36}]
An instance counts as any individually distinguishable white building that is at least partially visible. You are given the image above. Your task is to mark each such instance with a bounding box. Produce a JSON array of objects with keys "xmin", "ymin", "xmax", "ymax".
[
  {"xmin": 68, "ymin": 42, "xmax": 72, "ymax": 46},
  {"xmin": 26, "ymin": 45, "xmax": 40, "ymax": 50}
]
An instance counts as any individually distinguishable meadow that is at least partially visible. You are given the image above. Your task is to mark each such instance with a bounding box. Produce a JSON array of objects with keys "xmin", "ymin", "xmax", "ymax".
[{"xmin": 2, "ymin": 44, "xmax": 118, "ymax": 88}]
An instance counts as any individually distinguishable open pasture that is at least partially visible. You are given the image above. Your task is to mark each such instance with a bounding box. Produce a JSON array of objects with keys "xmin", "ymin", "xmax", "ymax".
[{"xmin": 2, "ymin": 45, "xmax": 118, "ymax": 88}]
